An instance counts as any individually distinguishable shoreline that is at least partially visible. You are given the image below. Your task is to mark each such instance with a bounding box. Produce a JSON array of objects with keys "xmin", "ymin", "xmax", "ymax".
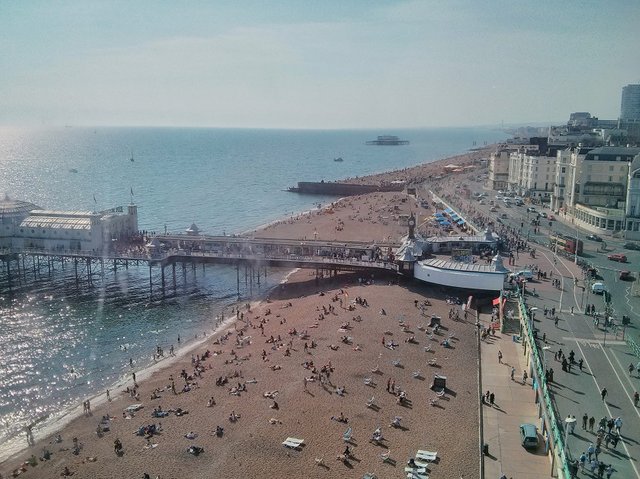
[{"xmin": 1, "ymin": 144, "xmax": 493, "ymax": 478}]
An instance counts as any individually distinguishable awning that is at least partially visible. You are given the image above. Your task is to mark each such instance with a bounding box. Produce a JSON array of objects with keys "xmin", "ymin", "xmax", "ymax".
[{"xmin": 492, "ymin": 297, "xmax": 500, "ymax": 306}]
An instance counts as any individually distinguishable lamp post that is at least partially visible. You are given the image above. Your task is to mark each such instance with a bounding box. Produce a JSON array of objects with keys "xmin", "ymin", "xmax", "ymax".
[
  {"xmin": 564, "ymin": 416, "xmax": 577, "ymax": 454},
  {"xmin": 542, "ymin": 345, "xmax": 552, "ymax": 372}
]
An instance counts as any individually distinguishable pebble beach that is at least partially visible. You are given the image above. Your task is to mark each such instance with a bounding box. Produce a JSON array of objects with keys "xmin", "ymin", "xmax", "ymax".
[{"xmin": 1, "ymin": 146, "xmax": 493, "ymax": 479}]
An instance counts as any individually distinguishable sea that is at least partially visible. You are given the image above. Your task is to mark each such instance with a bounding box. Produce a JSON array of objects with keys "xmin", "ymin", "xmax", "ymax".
[{"xmin": 0, "ymin": 126, "xmax": 509, "ymax": 460}]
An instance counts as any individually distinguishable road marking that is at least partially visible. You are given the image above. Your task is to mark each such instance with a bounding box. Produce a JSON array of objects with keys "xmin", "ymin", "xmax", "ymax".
[
  {"xmin": 562, "ymin": 337, "xmax": 626, "ymax": 347},
  {"xmin": 560, "ymin": 311, "xmax": 640, "ymax": 478}
]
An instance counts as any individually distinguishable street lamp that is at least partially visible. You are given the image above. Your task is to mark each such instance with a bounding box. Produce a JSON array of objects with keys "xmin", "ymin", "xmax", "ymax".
[
  {"xmin": 542, "ymin": 345, "xmax": 552, "ymax": 372},
  {"xmin": 564, "ymin": 416, "xmax": 577, "ymax": 454}
]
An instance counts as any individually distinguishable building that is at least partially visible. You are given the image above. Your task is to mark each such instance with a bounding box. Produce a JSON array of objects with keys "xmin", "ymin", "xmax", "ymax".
[
  {"xmin": 569, "ymin": 146, "xmax": 640, "ymax": 233},
  {"xmin": 487, "ymin": 150, "xmax": 510, "ymax": 191},
  {"xmin": 507, "ymin": 150, "xmax": 555, "ymax": 201},
  {"xmin": 621, "ymin": 84, "xmax": 640, "ymax": 121},
  {"xmin": 2, "ymin": 199, "xmax": 139, "ymax": 253},
  {"xmin": 624, "ymin": 153, "xmax": 640, "ymax": 239},
  {"xmin": 550, "ymin": 148, "xmax": 573, "ymax": 212},
  {"xmin": 0, "ymin": 196, "xmax": 42, "ymax": 249}
]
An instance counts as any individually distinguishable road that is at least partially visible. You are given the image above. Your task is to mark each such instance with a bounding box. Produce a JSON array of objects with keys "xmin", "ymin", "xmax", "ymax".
[{"xmin": 445, "ymin": 185, "xmax": 640, "ymax": 477}]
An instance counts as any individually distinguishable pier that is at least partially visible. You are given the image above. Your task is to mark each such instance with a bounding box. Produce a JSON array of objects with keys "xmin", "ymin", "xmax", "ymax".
[{"xmin": 0, "ymin": 235, "xmax": 401, "ymax": 298}]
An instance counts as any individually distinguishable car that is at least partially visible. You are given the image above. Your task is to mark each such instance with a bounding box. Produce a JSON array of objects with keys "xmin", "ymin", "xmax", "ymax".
[
  {"xmin": 624, "ymin": 242, "xmax": 640, "ymax": 250},
  {"xmin": 619, "ymin": 270, "xmax": 633, "ymax": 281},
  {"xmin": 539, "ymin": 212, "xmax": 547, "ymax": 218},
  {"xmin": 520, "ymin": 423, "xmax": 539, "ymax": 449},
  {"xmin": 495, "ymin": 195, "xmax": 503, "ymax": 200},
  {"xmin": 512, "ymin": 270, "xmax": 534, "ymax": 280},
  {"xmin": 478, "ymin": 200, "xmax": 485, "ymax": 205},
  {"xmin": 608, "ymin": 253, "xmax": 627, "ymax": 263},
  {"xmin": 500, "ymin": 213, "xmax": 508, "ymax": 219},
  {"xmin": 587, "ymin": 234, "xmax": 602, "ymax": 242},
  {"xmin": 591, "ymin": 282, "xmax": 606, "ymax": 294},
  {"xmin": 527, "ymin": 207, "xmax": 537, "ymax": 213},
  {"xmin": 490, "ymin": 206, "xmax": 497, "ymax": 212}
]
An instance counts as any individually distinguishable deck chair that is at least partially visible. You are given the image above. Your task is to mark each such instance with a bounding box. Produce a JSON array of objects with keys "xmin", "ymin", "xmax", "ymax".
[
  {"xmin": 423, "ymin": 345, "xmax": 432, "ymax": 352},
  {"xmin": 366, "ymin": 396, "xmax": 376, "ymax": 408},
  {"xmin": 404, "ymin": 467, "xmax": 428, "ymax": 474},
  {"xmin": 282, "ymin": 437, "xmax": 304, "ymax": 449},
  {"xmin": 406, "ymin": 472, "xmax": 429, "ymax": 479},
  {"xmin": 363, "ymin": 474, "xmax": 378, "ymax": 479},
  {"xmin": 429, "ymin": 397, "xmax": 439, "ymax": 406},
  {"xmin": 428, "ymin": 358, "xmax": 437, "ymax": 366},
  {"xmin": 315, "ymin": 457, "xmax": 325, "ymax": 466},
  {"xmin": 390, "ymin": 416, "xmax": 402, "ymax": 428},
  {"xmin": 371, "ymin": 364, "xmax": 380, "ymax": 373},
  {"xmin": 343, "ymin": 427, "xmax": 352, "ymax": 442},
  {"xmin": 416, "ymin": 450, "xmax": 437, "ymax": 462},
  {"xmin": 380, "ymin": 450, "xmax": 391, "ymax": 463},
  {"xmin": 392, "ymin": 359, "xmax": 402, "ymax": 367},
  {"xmin": 435, "ymin": 389, "xmax": 446, "ymax": 398},
  {"xmin": 412, "ymin": 370, "xmax": 422, "ymax": 379},
  {"xmin": 364, "ymin": 377, "xmax": 373, "ymax": 386}
]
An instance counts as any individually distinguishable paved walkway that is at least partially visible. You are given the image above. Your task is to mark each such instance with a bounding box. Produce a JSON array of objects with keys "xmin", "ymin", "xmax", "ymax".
[{"xmin": 481, "ymin": 311, "xmax": 555, "ymax": 479}]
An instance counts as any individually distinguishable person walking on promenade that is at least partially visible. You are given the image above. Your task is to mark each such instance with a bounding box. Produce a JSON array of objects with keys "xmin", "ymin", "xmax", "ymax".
[
  {"xmin": 601, "ymin": 388, "xmax": 608, "ymax": 402},
  {"xmin": 606, "ymin": 464, "xmax": 614, "ymax": 478},
  {"xmin": 587, "ymin": 443, "xmax": 595, "ymax": 461},
  {"xmin": 589, "ymin": 416, "xmax": 595, "ymax": 431},
  {"xmin": 498, "ymin": 350, "xmax": 503, "ymax": 364},
  {"xmin": 634, "ymin": 391, "xmax": 639, "ymax": 407},
  {"xmin": 579, "ymin": 452, "xmax": 587, "ymax": 472},
  {"xmin": 522, "ymin": 370, "xmax": 528, "ymax": 385},
  {"xmin": 629, "ymin": 363, "xmax": 635, "ymax": 376},
  {"xmin": 582, "ymin": 413, "xmax": 588, "ymax": 430},
  {"xmin": 614, "ymin": 417, "xmax": 622, "ymax": 434},
  {"xmin": 489, "ymin": 392, "xmax": 495, "ymax": 406},
  {"xmin": 510, "ymin": 367, "xmax": 515, "ymax": 381}
]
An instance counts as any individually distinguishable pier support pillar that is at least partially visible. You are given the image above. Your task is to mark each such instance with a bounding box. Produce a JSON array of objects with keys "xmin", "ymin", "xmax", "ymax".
[
  {"xmin": 149, "ymin": 264, "xmax": 153, "ymax": 296},
  {"xmin": 74, "ymin": 259, "xmax": 79, "ymax": 284},
  {"xmin": 172, "ymin": 263, "xmax": 177, "ymax": 290},
  {"xmin": 236, "ymin": 263, "xmax": 240, "ymax": 298},
  {"xmin": 161, "ymin": 265, "xmax": 166, "ymax": 296}
]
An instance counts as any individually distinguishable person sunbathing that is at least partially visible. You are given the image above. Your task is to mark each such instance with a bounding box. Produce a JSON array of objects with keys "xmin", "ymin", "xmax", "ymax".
[{"xmin": 184, "ymin": 432, "xmax": 197, "ymax": 440}]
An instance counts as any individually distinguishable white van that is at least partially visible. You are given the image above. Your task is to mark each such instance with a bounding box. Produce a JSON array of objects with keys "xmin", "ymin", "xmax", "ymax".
[{"xmin": 591, "ymin": 282, "xmax": 605, "ymax": 294}]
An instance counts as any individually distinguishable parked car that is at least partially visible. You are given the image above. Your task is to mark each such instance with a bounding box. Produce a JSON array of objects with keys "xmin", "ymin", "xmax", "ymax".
[
  {"xmin": 520, "ymin": 423, "xmax": 539, "ymax": 449},
  {"xmin": 591, "ymin": 282, "xmax": 606, "ymax": 294},
  {"xmin": 490, "ymin": 206, "xmax": 497, "ymax": 212},
  {"xmin": 608, "ymin": 253, "xmax": 627, "ymax": 262},
  {"xmin": 540, "ymin": 212, "xmax": 547, "ymax": 218},
  {"xmin": 527, "ymin": 207, "xmax": 537, "ymax": 213},
  {"xmin": 586, "ymin": 234, "xmax": 602, "ymax": 242},
  {"xmin": 619, "ymin": 270, "xmax": 633, "ymax": 281},
  {"xmin": 500, "ymin": 213, "xmax": 508, "ymax": 219},
  {"xmin": 511, "ymin": 270, "xmax": 534, "ymax": 280},
  {"xmin": 624, "ymin": 242, "xmax": 640, "ymax": 250}
]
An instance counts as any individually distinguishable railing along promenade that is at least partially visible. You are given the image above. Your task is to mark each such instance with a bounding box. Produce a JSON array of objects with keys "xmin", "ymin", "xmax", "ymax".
[{"xmin": 517, "ymin": 287, "xmax": 572, "ymax": 479}]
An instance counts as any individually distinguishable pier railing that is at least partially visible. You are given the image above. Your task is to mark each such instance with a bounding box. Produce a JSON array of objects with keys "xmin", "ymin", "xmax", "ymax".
[{"xmin": 2, "ymin": 247, "xmax": 399, "ymax": 272}]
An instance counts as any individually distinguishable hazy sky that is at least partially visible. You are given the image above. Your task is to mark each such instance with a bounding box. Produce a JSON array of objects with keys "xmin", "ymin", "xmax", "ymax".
[{"xmin": 1, "ymin": 0, "xmax": 639, "ymax": 129}]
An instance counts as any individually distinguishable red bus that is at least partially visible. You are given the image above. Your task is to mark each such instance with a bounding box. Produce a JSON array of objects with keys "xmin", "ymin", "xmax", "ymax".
[{"xmin": 549, "ymin": 233, "xmax": 583, "ymax": 255}]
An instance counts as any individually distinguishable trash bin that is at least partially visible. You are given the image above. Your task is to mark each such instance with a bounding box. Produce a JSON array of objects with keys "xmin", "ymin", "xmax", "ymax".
[{"xmin": 483, "ymin": 443, "xmax": 489, "ymax": 455}]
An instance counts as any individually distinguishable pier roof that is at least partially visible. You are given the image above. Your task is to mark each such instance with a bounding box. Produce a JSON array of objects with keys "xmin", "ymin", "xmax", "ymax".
[
  {"xmin": 419, "ymin": 257, "xmax": 503, "ymax": 273},
  {"xmin": 20, "ymin": 210, "xmax": 97, "ymax": 230},
  {"xmin": 0, "ymin": 196, "xmax": 41, "ymax": 219}
]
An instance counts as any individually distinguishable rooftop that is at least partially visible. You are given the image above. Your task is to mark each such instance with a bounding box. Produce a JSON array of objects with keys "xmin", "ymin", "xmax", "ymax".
[{"xmin": 419, "ymin": 257, "xmax": 505, "ymax": 273}]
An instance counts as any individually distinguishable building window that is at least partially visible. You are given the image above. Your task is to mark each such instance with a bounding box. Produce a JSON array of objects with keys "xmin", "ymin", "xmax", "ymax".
[
  {"xmin": 609, "ymin": 166, "xmax": 614, "ymax": 172},
  {"xmin": 561, "ymin": 167, "xmax": 566, "ymax": 173}
]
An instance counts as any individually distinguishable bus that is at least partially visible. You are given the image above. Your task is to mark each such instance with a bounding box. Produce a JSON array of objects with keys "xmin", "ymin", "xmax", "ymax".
[{"xmin": 549, "ymin": 233, "xmax": 583, "ymax": 255}]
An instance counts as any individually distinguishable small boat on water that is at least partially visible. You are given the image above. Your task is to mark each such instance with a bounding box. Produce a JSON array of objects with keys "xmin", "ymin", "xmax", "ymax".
[
  {"xmin": 366, "ymin": 135, "xmax": 409, "ymax": 145},
  {"xmin": 333, "ymin": 157, "xmax": 344, "ymax": 162},
  {"xmin": 69, "ymin": 168, "xmax": 78, "ymax": 173}
]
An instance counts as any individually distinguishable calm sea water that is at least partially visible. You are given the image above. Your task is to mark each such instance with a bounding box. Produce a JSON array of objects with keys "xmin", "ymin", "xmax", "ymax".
[{"xmin": 0, "ymin": 126, "xmax": 508, "ymax": 458}]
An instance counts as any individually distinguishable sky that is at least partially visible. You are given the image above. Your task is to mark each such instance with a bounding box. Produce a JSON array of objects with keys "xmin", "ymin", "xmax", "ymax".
[{"xmin": 1, "ymin": 0, "xmax": 639, "ymax": 129}]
